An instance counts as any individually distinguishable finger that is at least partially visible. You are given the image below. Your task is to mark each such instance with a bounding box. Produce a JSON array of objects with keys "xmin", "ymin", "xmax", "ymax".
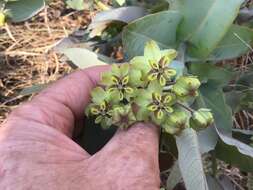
[{"xmin": 8, "ymin": 65, "xmax": 110, "ymax": 136}]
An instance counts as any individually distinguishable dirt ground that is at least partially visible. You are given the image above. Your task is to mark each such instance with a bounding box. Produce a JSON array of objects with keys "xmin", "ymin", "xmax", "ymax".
[
  {"xmin": 0, "ymin": 0, "xmax": 90, "ymax": 123},
  {"xmin": 0, "ymin": 1, "xmax": 252, "ymax": 189}
]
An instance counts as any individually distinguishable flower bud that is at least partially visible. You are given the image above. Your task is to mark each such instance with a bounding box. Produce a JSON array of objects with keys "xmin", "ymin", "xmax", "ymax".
[
  {"xmin": 190, "ymin": 108, "xmax": 214, "ymax": 130},
  {"xmin": 172, "ymin": 76, "xmax": 201, "ymax": 98},
  {"xmin": 163, "ymin": 110, "xmax": 189, "ymax": 134}
]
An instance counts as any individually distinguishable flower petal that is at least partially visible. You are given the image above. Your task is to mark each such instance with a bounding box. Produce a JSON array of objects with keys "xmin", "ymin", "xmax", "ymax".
[
  {"xmin": 91, "ymin": 87, "xmax": 107, "ymax": 104},
  {"xmin": 120, "ymin": 64, "xmax": 129, "ymax": 77},
  {"xmin": 125, "ymin": 87, "xmax": 134, "ymax": 94},
  {"xmin": 149, "ymin": 60, "xmax": 159, "ymax": 70},
  {"xmin": 122, "ymin": 75, "xmax": 129, "ymax": 85},
  {"xmin": 111, "ymin": 75, "xmax": 120, "ymax": 85},
  {"xmin": 119, "ymin": 91, "xmax": 124, "ymax": 100},
  {"xmin": 164, "ymin": 68, "xmax": 177, "ymax": 78},
  {"xmin": 155, "ymin": 109, "xmax": 164, "ymax": 120},
  {"xmin": 91, "ymin": 107, "xmax": 100, "ymax": 115},
  {"xmin": 130, "ymin": 56, "xmax": 150, "ymax": 74},
  {"xmin": 164, "ymin": 106, "xmax": 173, "ymax": 113},
  {"xmin": 148, "ymin": 104, "xmax": 158, "ymax": 111},
  {"xmin": 159, "ymin": 75, "xmax": 166, "ymax": 86},
  {"xmin": 161, "ymin": 49, "xmax": 177, "ymax": 63},
  {"xmin": 163, "ymin": 94, "xmax": 173, "ymax": 103},
  {"xmin": 144, "ymin": 40, "xmax": 161, "ymax": 62},
  {"xmin": 95, "ymin": 115, "xmax": 103, "ymax": 124},
  {"xmin": 148, "ymin": 72, "xmax": 158, "ymax": 81},
  {"xmin": 111, "ymin": 64, "xmax": 121, "ymax": 76},
  {"xmin": 153, "ymin": 92, "xmax": 161, "ymax": 102},
  {"xmin": 99, "ymin": 101, "xmax": 106, "ymax": 111}
]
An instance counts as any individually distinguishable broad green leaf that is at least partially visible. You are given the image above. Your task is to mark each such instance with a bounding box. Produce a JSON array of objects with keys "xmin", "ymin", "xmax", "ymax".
[
  {"xmin": 196, "ymin": 81, "xmax": 253, "ymax": 172},
  {"xmin": 166, "ymin": 161, "xmax": 182, "ymax": 190},
  {"xmin": 122, "ymin": 11, "xmax": 182, "ymax": 59},
  {"xmin": 215, "ymin": 139, "xmax": 253, "ymax": 172},
  {"xmin": 66, "ymin": 0, "xmax": 87, "ymax": 10},
  {"xmin": 198, "ymin": 81, "xmax": 233, "ymax": 133},
  {"xmin": 176, "ymin": 128, "xmax": 209, "ymax": 190},
  {"xmin": 6, "ymin": 0, "xmax": 45, "ymax": 22},
  {"xmin": 62, "ymin": 48, "xmax": 107, "ymax": 68},
  {"xmin": 209, "ymin": 25, "xmax": 253, "ymax": 61},
  {"xmin": 197, "ymin": 127, "xmax": 218, "ymax": 154},
  {"xmin": 170, "ymin": 0, "xmax": 243, "ymax": 59},
  {"xmin": 189, "ymin": 63, "xmax": 235, "ymax": 86}
]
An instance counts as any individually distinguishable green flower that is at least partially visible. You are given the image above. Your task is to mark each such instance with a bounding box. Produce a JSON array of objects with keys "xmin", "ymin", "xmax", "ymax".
[
  {"xmin": 112, "ymin": 105, "xmax": 136, "ymax": 129},
  {"xmin": 147, "ymin": 92, "xmax": 175, "ymax": 120},
  {"xmin": 147, "ymin": 56, "xmax": 177, "ymax": 86},
  {"xmin": 190, "ymin": 108, "xmax": 214, "ymax": 130},
  {"xmin": 85, "ymin": 87, "xmax": 115, "ymax": 129},
  {"xmin": 130, "ymin": 40, "xmax": 177, "ymax": 86},
  {"xmin": 135, "ymin": 81, "xmax": 174, "ymax": 121},
  {"xmin": 162, "ymin": 109, "xmax": 189, "ymax": 135},
  {"xmin": 101, "ymin": 64, "xmax": 141, "ymax": 100},
  {"xmin": 88, "ymin": 101, "xmax": 114, "ymax": 129},
  {"xmin": 172, "ymin": 76, "xmax": 201, "ymax": 99}
]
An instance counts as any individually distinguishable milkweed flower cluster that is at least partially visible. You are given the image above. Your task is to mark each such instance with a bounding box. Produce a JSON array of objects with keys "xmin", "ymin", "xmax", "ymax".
[{"xmin": 86, "ymin": 40, "xmax": 214, "ymax": 134}]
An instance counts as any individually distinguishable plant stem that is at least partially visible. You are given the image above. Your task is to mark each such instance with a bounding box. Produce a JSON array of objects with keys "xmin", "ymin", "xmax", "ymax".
[{"xmin": 176, "ymin": 102, "xmax": 195, "ymax": 114}]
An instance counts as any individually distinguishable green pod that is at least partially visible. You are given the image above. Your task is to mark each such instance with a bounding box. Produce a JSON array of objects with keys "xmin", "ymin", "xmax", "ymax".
[
  {"xmin": 162, "ymin": 110, "xmax": 189, "ymax": 135},
  {"xmin": 190, "ymin": 108, "xmax": 214, "ymax": 130}
]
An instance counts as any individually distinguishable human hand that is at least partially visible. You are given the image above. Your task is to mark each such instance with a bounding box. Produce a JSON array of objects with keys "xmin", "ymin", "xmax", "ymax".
[{"xmin": 0, "ymin": 66, "xmax": 160, "ymax": 190}]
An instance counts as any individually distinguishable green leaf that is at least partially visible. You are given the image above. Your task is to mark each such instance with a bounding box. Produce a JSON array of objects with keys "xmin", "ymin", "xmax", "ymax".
[
  {"xmin": 215, "ymin": 138, "xmax": 253, "ymax": 172},
  {"xmin": 197, "ymin": 127, "xmax": 218, "ymax": 154},
  {"xmin": 198, "ymin": 81, "xmax": 233, "ymax": 133},
  {"xmin": 91, "ymin": 87, "xmax": 107, "ymax": 104},
  {"xmin": 189, "ymin": 63, "xmax": 235, "ymax": 86},
  {"xmin": 176, "ymin": 128, "xmax": 209, "ymax": 190},
  {"xmin": 62, "ymin": 48, "xmax": 108, "ymax": 68},
  {"xmin": 166, "ymin": 161, "xmax": 182, "ymax": 190},
  {"xmin": 170, "ymin": 0, "xmax": 244, "ymax": 59},
  {"xmin": 6, "ymin": 0, "xmax": 45, "ymax": 22},
  {"xmin": 209, "ymin": 25, "xmax": 253, "ymax": 61},
  {"xmin": 66, "ymin": 0, "xmax": 86, "ymax": 10},
  {"xmin": 122, "ymin": 10, "xmax": 182, "ymax": 59},
  {"xmin": 196, "ymin": 81, "xmax": 253, "ymax": 172}
]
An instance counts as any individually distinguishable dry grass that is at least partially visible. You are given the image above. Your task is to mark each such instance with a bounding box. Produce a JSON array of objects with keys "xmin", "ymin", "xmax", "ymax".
[{"xmin": 0, "ymin": 0, "xmax": 91, "ymax": 123}]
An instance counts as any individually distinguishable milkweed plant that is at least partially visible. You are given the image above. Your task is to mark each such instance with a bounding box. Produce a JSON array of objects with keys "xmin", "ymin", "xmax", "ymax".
[{"xmin": 86, "ymin": 40, "xmax": 214, "ymax": 135}]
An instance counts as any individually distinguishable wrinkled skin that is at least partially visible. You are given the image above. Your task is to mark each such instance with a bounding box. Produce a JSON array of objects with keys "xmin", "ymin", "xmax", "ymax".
[{"xmin": 0, "ymin": 66, "xmax": 160, "ymax": 190}]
